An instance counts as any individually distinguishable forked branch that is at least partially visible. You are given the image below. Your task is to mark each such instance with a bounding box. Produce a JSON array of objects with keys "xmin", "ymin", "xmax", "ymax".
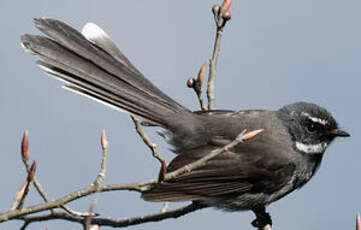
[{"xmin": 1, "ymin": 129, "xmax": 262, "ymax": 228}]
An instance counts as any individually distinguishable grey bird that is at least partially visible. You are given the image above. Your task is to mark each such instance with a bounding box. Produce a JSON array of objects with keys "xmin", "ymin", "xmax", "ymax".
[{"xmin": 21, "ymin": 18, "xmax": 350, "ymax": 228}]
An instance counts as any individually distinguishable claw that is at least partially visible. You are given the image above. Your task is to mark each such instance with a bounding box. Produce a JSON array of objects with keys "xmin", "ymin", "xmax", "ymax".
[{"xmin": 251, "ymin": 207, "xmax": 272, "ymax": 228}]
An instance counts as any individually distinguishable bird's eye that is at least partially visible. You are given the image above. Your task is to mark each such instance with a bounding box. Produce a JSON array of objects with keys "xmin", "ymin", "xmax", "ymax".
[{"xmin": 306, "ymin": 123, "xmax": 317, "ymax": 133}]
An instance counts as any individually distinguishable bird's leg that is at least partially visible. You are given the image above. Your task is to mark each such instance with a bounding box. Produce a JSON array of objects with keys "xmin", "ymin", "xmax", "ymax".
[{"xmin": 251, "ymin": 206, "xmax": 272, "ymax": 229}]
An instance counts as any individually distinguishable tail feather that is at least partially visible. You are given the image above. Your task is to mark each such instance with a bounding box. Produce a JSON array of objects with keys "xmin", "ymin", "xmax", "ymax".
[
  {"xmin": 38, "ymin": 60, "xmax": 162, "ymax": 124},
  {"xmin": 32, "ymin": 18, "xmax": 178, "ymax": 108},
  {"xmin": 81, "ymin": 22, "xmax": 142, "ymax": 76},
  {"xmin": 22, "ymin": 35, "xmax": 166, "ymax": 124},
  {"xmin": 21, "ymin": 18, "xmax": 188, "ymax": 127}
]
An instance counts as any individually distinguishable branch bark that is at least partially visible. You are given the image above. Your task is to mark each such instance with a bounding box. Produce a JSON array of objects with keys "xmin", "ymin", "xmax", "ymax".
[
  {"xmin": 1, "ymin": 129, "xmax": 263, "ymax": 230},
  {"xmin": 207, "ymin": 3, "xmax": 232, "ymax": 110},
  {"xmin": 19, "ymin": 202, "xmax": 206, "ymax": 228}
]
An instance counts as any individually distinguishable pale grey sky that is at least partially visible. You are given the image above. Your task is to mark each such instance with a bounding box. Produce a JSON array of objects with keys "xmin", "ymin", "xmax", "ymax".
[{"xmin": 1, "ymin": 1, "xmax": 360, "ymax": 229}]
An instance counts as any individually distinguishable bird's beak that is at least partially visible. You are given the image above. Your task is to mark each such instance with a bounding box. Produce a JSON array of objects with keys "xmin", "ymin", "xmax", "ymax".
[{"xmin": 330, "ymin": 129, "xmax": 350, "ymax": 137}]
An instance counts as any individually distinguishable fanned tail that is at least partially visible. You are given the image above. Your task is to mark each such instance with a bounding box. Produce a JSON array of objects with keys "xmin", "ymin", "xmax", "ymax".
[{"xmin": 21, "ymin": 18, "xmax": 188, "ymax": 127}]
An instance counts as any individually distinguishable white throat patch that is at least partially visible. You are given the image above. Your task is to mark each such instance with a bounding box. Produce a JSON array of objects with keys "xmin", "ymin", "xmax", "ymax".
[
  {"xmin": 295, "ymin": 141, "xmax": 328, "ymax": 154},
  {"xmin": 301, "ymin": 112, "xmax": 328, "ymax": 126}
]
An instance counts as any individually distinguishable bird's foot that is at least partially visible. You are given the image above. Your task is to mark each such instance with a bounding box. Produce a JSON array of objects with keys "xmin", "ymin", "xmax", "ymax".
[{"xmin": 251, "ymin": 207, "xmax": 272, "ymax": 229}]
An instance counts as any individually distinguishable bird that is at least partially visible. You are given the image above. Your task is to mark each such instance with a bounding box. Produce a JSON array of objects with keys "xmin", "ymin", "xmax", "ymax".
[{"xmin": 21, "ymin": 18, "xmax": 350, "ymax": 228}]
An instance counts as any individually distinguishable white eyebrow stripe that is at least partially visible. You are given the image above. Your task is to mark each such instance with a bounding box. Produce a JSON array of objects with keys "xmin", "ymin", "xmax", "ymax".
[
  {"xmin": 301, "ymin": 112, "xmax": 328, "ymax": 125},
  {"xmin": 295, "ymin": 141, "xmax": 328, "ymax": 154}
]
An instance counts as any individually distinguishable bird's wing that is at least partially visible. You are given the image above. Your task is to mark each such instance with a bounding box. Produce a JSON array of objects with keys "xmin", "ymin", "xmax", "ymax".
[{"xmin": 142, "ymin": 146, "xmax": 295, "ymax": 202}]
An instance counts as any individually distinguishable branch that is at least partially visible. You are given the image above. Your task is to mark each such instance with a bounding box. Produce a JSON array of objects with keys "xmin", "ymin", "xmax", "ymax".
[
  {"xmin": 20, "ymin": 202, "xmax": 206, "ymax": 228},
  {"xmin": 1, "ymin": 129, "xmax": 263, "ymax": 229},
  {"xmin": 0, "ymin": 180, "xmax": 145, "ymax": 223},
  {"xmin": 131, "ymin": 116, "xmax": 165, "ymax": 165},
  {"xmin": 20, "ymin": 131, "xmax": 48, "ymax": 203},
  {"xmin": 163, "ymin": 129, "xmax": 263, "ymax": 181},
  {"xmin": 19, "ymin": 131, "xmax": 100, "ymax": 218},
  {"xmin": 131, "ymin": 116, "xmax": 168, "ymax": 181},
  {"xmin": 187, "ymin": 61, "xmax": 208, "ymax": 111},
  {"xmin": 93, "ymin": 130, "xmax": 108, "ymax": 187},
  {"xmin": 11, "ymin": 161, "xmax": 36, "ymax": 210},
  {"xmin": 207, "ymin": 0, "xmax": 232, "ymax": 110},
  {"xmin": 85, "ymin": 130, "xmax": 109, "ymax": 229}
]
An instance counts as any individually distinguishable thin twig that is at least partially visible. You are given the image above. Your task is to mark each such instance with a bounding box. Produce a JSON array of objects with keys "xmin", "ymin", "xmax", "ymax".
[
  {"xmin": 22, "ymin": 157, "xmax": 52, "ymax": 206},
  {"xmin": 92, "ymin": 130, "xmax": 108, "ymax": 187},
  {"xmin": 187, "ymin": 61, "xmax": 208, "ymax": 111},
  {"xmin": 85, "ymin": 131, "xmax": 109, "ymax": 229},
  {"xmin": 20, "ymin": 131, "xmax": 49, "ymax": 203},
  {"xmin": 164, "ymin": 129, "xmax": 263, "ymax": 181},
  {"xmin": 62, "ymin": 207, "xmax": 96, "ymax": 218},
  {"xmin": 19, "ymin": 202, "xmax": 206, "ymax": 228},
  {"xmin": 207, "ymin": 28, "xmax": 222, "ymax": 110},
  {"xmin": 11, "ymin": 184, "xmax": 26, "ymax": 211},
  {"xmin": 1, "ymin": 129, "xmax": 262, "ymax": 225},
  {"xmin": 207, "ymin": 1, "xmax": 232, "ymax": 110},
  {"xmin": 20, "ymin": 131, "xmax": 96, "ymax": 218},
  {"xmin": 11, "ymin": 161, "xmax": 36, "ymax": 211},
  {"xmin": 131, "ymin": 116, "xmax": 165, "ymax": 164}
]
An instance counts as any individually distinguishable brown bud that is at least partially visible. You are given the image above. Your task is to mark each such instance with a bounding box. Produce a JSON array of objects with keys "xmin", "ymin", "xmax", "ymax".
[
  {"xmin": 27, "ymin": 160, "xmax": 37, "ymax": 182},
  {"xmin": 357, "ymin": 212, "xmax": 361, "ymax": 230},
  {"xmin": 21, "ymin": 130, "xmax": 29, "ymax": 159},
  {"xmin": 222, "ymin": 11, "xmax": 232, "ymax": 21},
  {"xmin": 221, "ymin": 0, "xmax": 232, "ymax": 12},
  {"xmin": 158, "ymin": 159, "xmax": 167, "ymax": 182},
  {"xmin": 242, "ymin": 129, "xmax": 264, "ymax": 141},
  {"xmin": 187, "ymin": 78, "xmax": 195, "ymax": 88},
  {"xmin": 212, "ymin": 4, "xmax": 220, "ymax": 16},
  {"xmin": 101, "ymin": 130, "xmax": 108, "ymax": 151},
  {"xmin": 197, "ymin": 61, "xmax": 208, "ymax": 87}
]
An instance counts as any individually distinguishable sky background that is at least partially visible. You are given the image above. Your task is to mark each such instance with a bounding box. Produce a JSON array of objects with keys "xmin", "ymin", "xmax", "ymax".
[{"xmin": 1, "ymin": 0, "xmax": 360, "ymax": 229}]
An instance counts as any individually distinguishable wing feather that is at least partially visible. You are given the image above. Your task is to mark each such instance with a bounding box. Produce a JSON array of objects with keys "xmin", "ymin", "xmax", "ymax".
[{"xmin": 142, "ymin": 146, "xmax": 295, "ymax": 202}]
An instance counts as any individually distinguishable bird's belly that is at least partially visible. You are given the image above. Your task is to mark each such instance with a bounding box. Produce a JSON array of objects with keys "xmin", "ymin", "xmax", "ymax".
[
  {"xmin": 202, "ymin": 188, "xmax": 294, "ymax": 212},
  {"xmin": 201, "ymin": 171, "xmax": 314, "ymax": 212},
  {"xmin": 201, "ymin": 193, "xmax": 278, "ymax": 211}
]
